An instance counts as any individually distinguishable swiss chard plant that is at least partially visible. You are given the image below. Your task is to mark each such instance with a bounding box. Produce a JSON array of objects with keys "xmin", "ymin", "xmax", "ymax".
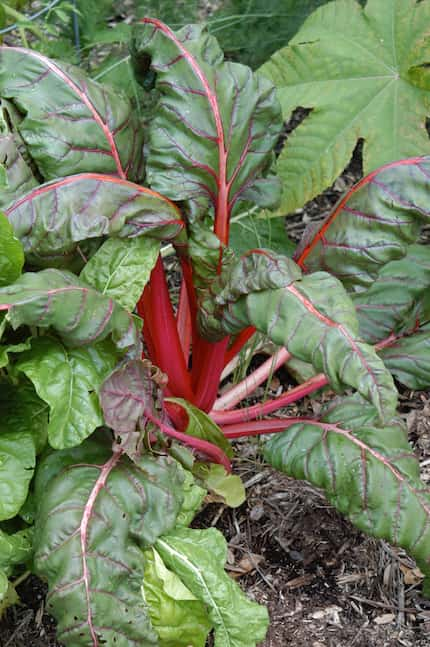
[{"xmin": 1, "ymin": 13, "xmax": 430, "ymax": 646}]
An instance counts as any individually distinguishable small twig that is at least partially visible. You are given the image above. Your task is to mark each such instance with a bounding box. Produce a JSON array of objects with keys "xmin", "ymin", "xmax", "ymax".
[{"xmin": 348, "ymin": 594, "xmax": 417, "ymax": 614}]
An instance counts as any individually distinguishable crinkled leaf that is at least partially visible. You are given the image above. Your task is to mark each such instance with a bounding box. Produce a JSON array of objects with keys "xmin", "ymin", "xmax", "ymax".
[
  {"xmin": 0, "ymin": 135, "xmax": 37, "ymax": 210},
  {"xmin": 204, "ymin": 251, "xmax": 397, "ymax": 419},
  {"xmin": 156, "ymin": 527, "xmax": 269, "ymax": 647},
  {"xmin": 33, "ymin": 435, "xmax": 184, "ymax": 646},
  {"xmin": 175, "ymin": 469, "xmax": 206, "ymax": 527},
  {"xmin": 0, "ymin": 380, "xmax": 48, "ymax": 454},
  {"xmin": 379, "ymin": 322, "xmax": 430, "ymax": 389},
  {"xmin": 167, "ymin": 399, "xmax": 234, "ymax": 459},
  {"xmin": 0, "ymin": 47, "xmax": 144, "ymax": 181},
  {"xmin": 229, "ymin": 210, "xmax": 295, "ymax": 257},
  {"xmin": 0, "ymin": 269, "xmax": 140, "ymax": 351},
  {"xmin": 132, "ymin": 20, "xmax": 282, "ymax": 218},
  {"xmin": 353, "ymin": 244, "xmax": 430, "ymax": 343},
  {"xmin": 143, "ymin": 547, "xmax": 211, "ymax": 647},
  {"xmin": 80, "ymin": 236, "xmax": 160, "ymax": 311},
  {"xmin": 17, "ymin": 337, "xmax": 118, "ymax": 449},
  {"xmin": 6, "ymin": 173, "xmax": 183, "ymax": 266},
  {"xmin": 194, "ymin": 463, "xmax": 245, "ymax": 508},
  {"xmin": 0, "ymin": 214, "xmax": 24, "ymax": 287},
  {"xmin": 100, "ymin": 359, "xmax": 167, "ymax": 460},
  {"xmin": 0, "ymin": 527, "xmax": 33, "ymax": 572},
  {"xmin": 261, "ymin": 0, "xmax": 430, "ymax": 213},
  {"xmin": 265, "ymin": 394, "xmax": 430, "ymax": 588},
  {"xmin": 0, "ymin": 338, "xmax": 31, "ymax": 369},
  {"xmin": 294, "ymin": 157, "xmax": 430, "ymax": 291},
  {"xmin": 0, "ymin": 431, "xmax": 35, "ymax": 521}
]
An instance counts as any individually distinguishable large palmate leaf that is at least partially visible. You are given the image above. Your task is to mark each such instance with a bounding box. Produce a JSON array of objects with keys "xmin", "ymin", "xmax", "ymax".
[
  {"xmin": 143, "ymin": 547, "xmax": 212, "ymax": 647},
  {"xmin": 80, "ymin": 237, "xmax": 160, "ymax": 311},
  {"xmin": 0, "ymin": 214, "xmax": 24, "ymax": 287},
  {"xmin": 132, "ymin": 19, "xmax": 282, "ymax": 231},
  {"xmin": 0, "ymin": 269, "xmax": 139, "ymax": 351},
  {"xmin": 0, "ymin": 135, "xmax": 37, "ymax": 210},
  {"xmin": 261, "ymin": 0, "xmax": 430, "ymax": 213},
  {"xmin": 156, "ymin": 527, "xmax": 269, "ymax": 647},
  {"xmin": 379, "ymin": 322, "xmax": 430, "ymax": 390},
  {"xmin": 6, "ymin": 173, "xmax": 183, "ymax": 265},
  {"xmin": 265, "ymin": 395, "xmax": 430, "ymax": 591},
  {"xmin": 0, "ymin": 380, "xmax": 48, "ymax": 454},
  {"xmin": 294, "ymin": 157, "xmax": 430, "ymax": 291},
  {"xmin": 202, "ymin": 251, "xmax": 397, "ymax": 419},
  {"xmin": 17, "ymin": 337, "xmax": 118, "ymax": 449},
  {"xmin": 0, "ymin": 430, "xmax": 35, "ymax": 520},
  {"xmin": 353, "ymin": 245, "xmax": 430, "ymax": 344},
  {"xmin": 33, "ymin": 436, "xmax": 184, "ymax": 646},
  {"xmin": 0, "ymin": 47, "xmax": 144, "ymax": 181}
]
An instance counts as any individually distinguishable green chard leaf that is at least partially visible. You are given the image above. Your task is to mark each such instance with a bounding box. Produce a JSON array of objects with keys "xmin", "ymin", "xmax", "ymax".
[
  {"xmin": 0, "ymin": 527, "xmax": 33, "ymax": 573},
  {"xmin": 0, "ymin": 380, "xmax": 48, "ymax": 454},
  {"xmin": 6, "ymin": 173, "xmax": 183, "ymax": 267},
  {"xmin": 0, "ymin": 213, "xmax": 24, "ymax": 287},
  {"xmin": 0, "ymin": 269, "xmax": 140, "ymax": 351},
  {"xmin": 17, "ymin": 337, "xmax": 119, "ymax": 449},
  {"xmin": 143, "ymin": 547, "xmax": 212, "ymax": 647},
  {"xmin": 175, "ymin": 468, "xmax": 206, "ymax": 527},
  {"xmin": 0, "ymin": 430, "xmax": 35, "ymax": 520},
  {"xmin": 379, "ymin": 322, "xmax": 430, "ymax": 390},
  {"xmin": 353, "ymin": 244, "xmax": 430, "ymax": 344},
  {"xmin": 0, "ymin": 47, "xmax": 144, "ymax": 181},
  {"xmin": 265, "ymin": 394, "xmax": 430, "ymax": 590},
  {"xmin": 0, "ymin": 572, "xmax": 19, "ymax": 617},
  {"xmin": 166, "ymin": 399, "xmax": 234, "ymax": 459},
  {"xmin": 261, "ymin": 0, "xmax": 430, "ymax": 213},
  {"xmin": 132, "ymin": 20, "xmax": 283, "ymax": 217},
  {"xmin": 0, "ymin": 338, "xmax": 31, "ymax": 369},
  {"xmin": 194, "ymin": 463, "xmax": 246, "ymax": 508},
  {"xmin": 201, "ymin": 251, "xmax": 397, "ymax": 420},
  {"xmin": 0, "ymin": 135, "xmax": 37, "ymax": 211},
  {"xmin": 33, "ymin": 435, "xmax": 184, "ymax": 646},
  {"xmin": 294, "ymin": 157, "xmax": 430, "ymax": 291},
  {"xmin": 80, "ymin": 236, "xmax": 160, "ymax": 311},
  {"xmin": 156, "ymin": 527, "xmax": 269, "ymax": 647}
]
